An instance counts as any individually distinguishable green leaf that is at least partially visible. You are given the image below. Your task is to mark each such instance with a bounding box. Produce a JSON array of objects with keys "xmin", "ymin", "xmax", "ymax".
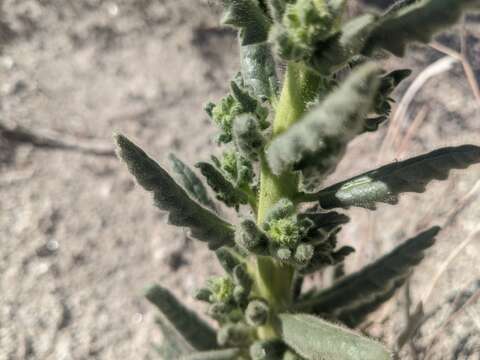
[
  {"xmin": 298, "ymin": 210, "xmax": 350, "ymax": 235},
  {"xmin": 180, "ymin": 348, "xmax": 241, "ymax": 360},
  {"xmin": 240, "ymin": 43, "xmax": 279, "ymax": 102},
  {"xmin": 145, "ymin": 285, "xmax": 218, "ymax": 351},
  {"xmin": 216, "ymin": 247, "xmax": 243, "ymax": 275},
  {"xmin": 363, "ymin": 0, "xmax": 480, "ymax": 57},
  {"xmin": 296, "ymin": 227, "xmax": 440, "ymax": 327},
  {"xmin": 309, "ymin": 14, "xmax": 377, "ymax": 74},
  {"xmin": 154, "ymin": 315, "xmax": 194, "ymax": 358},
  {"xmin": 279, "ymin": 313, "xmax": 391, "ymax": 360},
  {"xmin": 169, "ymin": 153, "xmax": 216, "ymax": 211},
  {"xmin": 196, "ymin": 161, "xmax": 248, "ymax": 208},
  {"xmin": 265, "ymin": 63, "xmax": 381, "ymax": 190},
  {"xmin": 222, "ymin": 0, "xmax": 271, "ymax": 45},
  {"xmin": 115, "ymin": 135, "xmax": 235, "ymax": 250},
  {"xmin": 310, "ymin": 145, "xmax": 480, "ymax": 210}
]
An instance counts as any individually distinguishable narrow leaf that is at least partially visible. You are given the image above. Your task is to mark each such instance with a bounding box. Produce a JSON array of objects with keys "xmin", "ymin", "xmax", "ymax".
[
  {"xmin": 180, "ymin": 348, "xmax": 241, "ymax": 360},
  {"xmin": 215, "ymin": 247, "xmax": 242, "ymax": 274},
  {"xmin": 298, "ymin": 210, "xmax": 350, "ymax": 234},
  {"xmin": 310, "ymin": 14, "xmax": 377, "ymax": 74},
  {"xmin": 279, "ymin": 313, "xmax": 391, "ymax": 360},
  {"xmin": 154, "ymin": 315, "xmax": 194, "ymax": 358},
  {"xmin": 146, "ymin": 285, "xmax": 218, "ymax": 351},
  {"xmin": 169, "ymin": 153, "xmax": 216, "ymax": 211},
  {"xmin": 265, "ymin": 63, "xmax": 381, "ymax": 190},
  {"xmin": 296, "ymin": 227, "xmax": 440, "ymax": 327},
  {"xmin": 115, "ymin": 134, "xmax": 234, "ymax": 250},
  {"xmin": 311, "ymin": 145, "xmax": 480, "ymax": 210},
  {"xmin": 196, "ymin": 161, "xmax": 248, "ymax": 208},
  {"xmin": 363, "ymin": 0, "xmax": 480, "ymax": 56},
  {"xmin": 222, "ymin": 0, "xmax": 271, "ymax": 45},
  {"xmin": 241, "ymin": 43, "xmax": 279, "ymax": 102}
]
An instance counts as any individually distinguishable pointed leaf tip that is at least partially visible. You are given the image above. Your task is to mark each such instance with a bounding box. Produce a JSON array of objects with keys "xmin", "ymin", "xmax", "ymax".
[
  {"xmin": 312, "ymin": 145, "xmax": 480, "ymax": 210},
  {"xmin": 296, "ymin": 226, "xmax": 440, "ymax": 327},
  {"xmin": 363, "ymin": 0, "xmax": 480, "ymax": 56},
  {"xmin": 168, "ymin": 153, "xmax": 216, "ymax": 211},
  {"xmin": 115, "ymin": 134, "xmax": 235, "ymax": 249}
]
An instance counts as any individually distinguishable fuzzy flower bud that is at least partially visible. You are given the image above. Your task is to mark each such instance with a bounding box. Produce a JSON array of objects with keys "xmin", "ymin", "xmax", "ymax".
[
  {"xmin": 235, "ymin": 219, "xmax": 269, "ymax": 254},
  {"xmin": 245, "ymin": 300, "xmax": 270, "ymax": 326},
  {"xmin": 233, "ymin": 114, "xmax": 265, "ymax": 161}
]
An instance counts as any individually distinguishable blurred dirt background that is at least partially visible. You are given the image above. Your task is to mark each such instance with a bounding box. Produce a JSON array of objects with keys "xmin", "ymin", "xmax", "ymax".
[{"xmin": 0, "ymin": 1, "xmax": 479, "ymax": 359}]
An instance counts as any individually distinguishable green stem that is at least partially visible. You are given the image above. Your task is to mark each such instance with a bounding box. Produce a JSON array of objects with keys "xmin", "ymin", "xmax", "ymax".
[{"xmin": 253, "ymin": 62, "xmax": 322, "ymax": 339}]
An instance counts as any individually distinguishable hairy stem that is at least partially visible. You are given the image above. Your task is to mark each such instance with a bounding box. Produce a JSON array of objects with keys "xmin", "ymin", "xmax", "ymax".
[{"xmin": 254, "ymin": 62, "xmax": 322, "ymax": 339}]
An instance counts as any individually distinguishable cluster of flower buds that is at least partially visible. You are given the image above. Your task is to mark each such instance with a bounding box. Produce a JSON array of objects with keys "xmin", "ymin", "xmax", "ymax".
[
  {"xmin": 235, "ymin": 198, "xmax": 354, "ymax": 273},
  {"xmin": 205, "ymin": 76, "xmax": 269, "ymax": 145},
  {"xmin": 200, "ymin": 74, "xmax": 276, "ymax": 210},
  {"xmin": 195, "ymin": 248, "xmax": 271, "ymax": 348},
  {"xmin": 270, "ymin": 0, "xmax": 343, "ymax": 62}
]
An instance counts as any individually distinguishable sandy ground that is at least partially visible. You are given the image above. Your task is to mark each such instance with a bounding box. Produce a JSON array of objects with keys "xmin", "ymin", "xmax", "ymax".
[{"xmin": 0, "ymin": 1, "xmax": 479, "ymax": 359}]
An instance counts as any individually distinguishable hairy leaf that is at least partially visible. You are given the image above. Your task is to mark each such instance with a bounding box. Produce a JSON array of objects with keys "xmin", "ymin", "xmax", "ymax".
[
  {"xmin": 115, "ymin": 134, "xmax": 235, "ymax": 250},
  {"xmin": 298, "ymin": 210, "xmax": 350, "ymax": 234},
  {"xmin": 196, "ymin": 161, "xmax": 248, "ymax": 208},
  {"xmin": 146, "ymin": 285, "xmax": 218, "ymax": 351},
  {"xmin": 222, "ymin": 0, "xmax": 271, "ymax": 45},
  {"xmin": 311, "ymin": 145, "xmax": 480, "ymax": 210},
  {"xmin": 216, "ymin": 247, "xmax": 242, "ymax": 274},
  {"xmin": 169, "ymin": 153, "xmax": 216, "ymax": 211},
  {"xmin": 241, "ymin": 43, "xmax": 279, "ymax": 102},
  {"xmin": 310, "ymin": 14, "xmax": 377, "ymax": 74},
  {"xmin": 180, "ymin": 348, "xmax": 241, "ymax": 360},
  {"xmin": 279, "ymin": 313, "xmax": 391, "ymax": 360},
  {"xmin": 296, "ymin": 227, "xmax": 440, "ymax": 327},
  {"xmin": 154, "ymin": 315, "xmax": 194, "ymax": 358},
  {"xmin": 364, "ymin": 0, "xmax": 480, "ymax": 56},
  {"xmin": 265, "ymin": 63, "xmax": 381, "ymax": 190}
]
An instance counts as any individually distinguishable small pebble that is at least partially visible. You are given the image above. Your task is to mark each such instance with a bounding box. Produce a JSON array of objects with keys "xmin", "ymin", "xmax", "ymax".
[{"xmin": 106, "ymin": 2, "xmax": 119, "ymax": 17}]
